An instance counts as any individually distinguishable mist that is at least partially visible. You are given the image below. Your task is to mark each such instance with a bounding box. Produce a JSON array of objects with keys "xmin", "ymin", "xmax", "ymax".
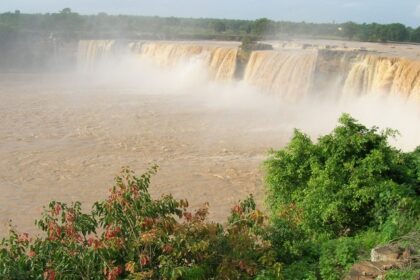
[{"xmin": 77, "ymin": 51, "xmax": 420, "ymax": 152}]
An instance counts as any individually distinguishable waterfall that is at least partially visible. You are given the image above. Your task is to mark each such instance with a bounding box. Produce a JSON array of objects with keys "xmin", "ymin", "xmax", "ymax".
[
  {"xmin": 131, "ymin": 42, "xmax": 238, "ymax": 80},
  {"xmin": 208, "ymin": 47, "xmax": 238, "ymax": 80},
  {"xmin": 77, "ymin": 40, "xmax": 420, "ymax": 102},
  {"xmin": 243, "ymin": 50, "xmax": 318, "ymax": 100},
  {"xmin": 77, "ymin": 40, "xmax": 115, "ymax": 71},
  {"xmin": 343, "ymin": 55, "xmax": 420, "ymax": 101}
]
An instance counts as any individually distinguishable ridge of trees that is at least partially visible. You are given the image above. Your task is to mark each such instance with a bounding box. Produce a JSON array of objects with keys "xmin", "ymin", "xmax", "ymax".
[{"xmin": 1, "ymin": 9, "xmax": 420, "ymax": 43}]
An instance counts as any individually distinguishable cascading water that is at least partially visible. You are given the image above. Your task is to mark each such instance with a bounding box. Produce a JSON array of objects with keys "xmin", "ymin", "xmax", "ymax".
[
  {"xmin": 77, "ymin": 40, "xmax": 420, "ymax": 102},
  {"xmin": 207, "ymin": 47, "xmax": 238, "ymax": 80},
  {"xmin": 77, "ymin": 40, "xmax": 115, "ymax": 71},
  {"xmin": 343, "ymin": 55, "xmax": 420, "ymax": 101},
  {"xmin": 243, "ymin": 50, "xmax": 318, "ymax": 101},
  {"xmin": 129, "ymin": 42, "xmax": 238, "ymax": 80}
]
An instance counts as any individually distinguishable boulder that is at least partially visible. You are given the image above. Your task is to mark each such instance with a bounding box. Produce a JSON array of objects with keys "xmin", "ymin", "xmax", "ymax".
[
  {"xmin": 371, "ymin": 245, "xmax": 403, "ymax": 262},
  {"xmin": 346, "ymin": 245, "xmax": 414, "ymax": 280}
]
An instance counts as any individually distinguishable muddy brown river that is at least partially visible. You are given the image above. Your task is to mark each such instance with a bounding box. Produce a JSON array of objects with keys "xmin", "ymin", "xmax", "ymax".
[{"xmin": 0, "ymin": 73, "xmax": 289, "ymax": 235}]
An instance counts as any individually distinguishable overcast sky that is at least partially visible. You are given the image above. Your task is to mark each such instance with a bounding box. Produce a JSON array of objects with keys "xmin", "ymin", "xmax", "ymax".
[{"xmin": 1, "ymin": 0, "xmax": 419, "ymax": 27}]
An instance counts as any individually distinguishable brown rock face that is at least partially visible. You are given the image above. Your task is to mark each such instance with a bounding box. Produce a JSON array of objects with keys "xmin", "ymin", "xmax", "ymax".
[
  {"xmin": 346, "ymin": 245, "xmax": 414, "ymax": 280},
  {"xmin": 371, "ymin": 245, "xmax": 402, "ymax": 262}
]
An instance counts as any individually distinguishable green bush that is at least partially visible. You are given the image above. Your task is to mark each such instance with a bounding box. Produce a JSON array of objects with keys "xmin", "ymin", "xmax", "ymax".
[
  {"xmin": 265, "ymin": 113, "xmax": 419, "ymax": 239},
  {"xmin": 265, "ymin": 114, "xmax": 419, "ymax": 279},
  {"xmin": 385, "ymin": 268, "xmax": 420, "ymax": 280},
  {"xmin": 319, "ymin": 230, "xmax": 383, "ymax": 280}
]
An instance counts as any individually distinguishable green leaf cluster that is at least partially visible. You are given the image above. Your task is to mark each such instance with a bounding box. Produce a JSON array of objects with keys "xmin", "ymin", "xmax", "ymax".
[{"xmin": 265, "ymin": 113, "xmax": 419, "ymax": 279}]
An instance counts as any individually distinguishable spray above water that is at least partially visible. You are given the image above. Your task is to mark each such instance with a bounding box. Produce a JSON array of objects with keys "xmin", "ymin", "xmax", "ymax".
[{"xmin": 77, "ymin": 40, "xmax": 420, "ymax": 151}]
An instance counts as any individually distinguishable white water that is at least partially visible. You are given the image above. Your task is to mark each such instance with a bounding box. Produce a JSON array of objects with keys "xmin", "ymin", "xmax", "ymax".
[{"xmin": 76, "ymin": 42, "xmax": 420, "ymax": 151}]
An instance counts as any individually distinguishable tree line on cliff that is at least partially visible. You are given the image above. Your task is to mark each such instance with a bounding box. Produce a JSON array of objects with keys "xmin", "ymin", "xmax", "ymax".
[{"xmin": 1, "ymin": 9, "xmax": 420, "ymax": 43}]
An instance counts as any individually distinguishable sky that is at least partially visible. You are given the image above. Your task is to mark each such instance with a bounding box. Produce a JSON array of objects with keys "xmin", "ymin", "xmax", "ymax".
[{"xmin": 0, "ymin": 0, "xmax": 419, "ymax": 27}]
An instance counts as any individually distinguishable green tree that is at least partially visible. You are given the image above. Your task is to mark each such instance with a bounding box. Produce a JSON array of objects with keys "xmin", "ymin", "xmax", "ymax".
[
  {"xmin": 210, "ymin": 20, "xmax": 226, "ymax": 33},
  {"xmin": 60, "ymin": 8, "xmax": 72, "ymax": 15},
  {"xmin": 410, "ymin": 27, "xmax": 420, "ymax": 42},
  {"xmin": 386, "ymin": 23, "xmax": 409, "ymax": 41},
  {"xmin": 265, "ymin": 114, "xmax": 419, "ymax": 238},
  {"xmin": 253, "ymin": 18, "xmax": 272, "ymax": 36},
  {"xmin": 341, "ymin": 21, "xmax": 358, "ymax": 40},
  {"xmin": 264, "ymin": 115, "xmax": 420, "ymax": 280}
]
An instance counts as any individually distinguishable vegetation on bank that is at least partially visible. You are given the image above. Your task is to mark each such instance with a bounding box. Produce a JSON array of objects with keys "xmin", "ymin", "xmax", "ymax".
[
  {"xmin": 1, "ymin": 8, "xmax": 420, "ymax": 43},
  {"xmin": 0, "ymin": 114, "xmax": 419, "ymax": 279},
  {"xmin": 264, "ymin": 114, "xmax": 420, "ymax": 279}
]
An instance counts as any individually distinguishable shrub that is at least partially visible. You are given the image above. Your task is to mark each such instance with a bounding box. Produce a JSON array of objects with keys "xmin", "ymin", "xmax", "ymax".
[
  {"xmin": 385, "ymin": 268, "xmax": 420, "ymax": 280},
  {"xmin": 265, "ymin": 114, "xmax": 419, "ymax": 239},
  {"xmin": 263, "ymin": 114, "xmax": 419, "ymax": 279},
  {"xmin": 0, "ymin": 166, "xmax": 281, "ymax": 279}
]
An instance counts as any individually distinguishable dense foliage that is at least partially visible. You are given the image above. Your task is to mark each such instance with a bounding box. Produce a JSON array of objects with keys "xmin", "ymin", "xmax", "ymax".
[
  {"xmin": 266, "ymin": 114, "xmax": 418, "ymax": 238},
  {"xmin": 265, "ymin": 114, "xmax": 420, "ymax": 279},
  {"xmin": 1, "ymin": 9, "xmax": 419, "ymax": 42},
  {"xmin": 1, "ymin": 115, "xmax": 419, "ymax": 279}
]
